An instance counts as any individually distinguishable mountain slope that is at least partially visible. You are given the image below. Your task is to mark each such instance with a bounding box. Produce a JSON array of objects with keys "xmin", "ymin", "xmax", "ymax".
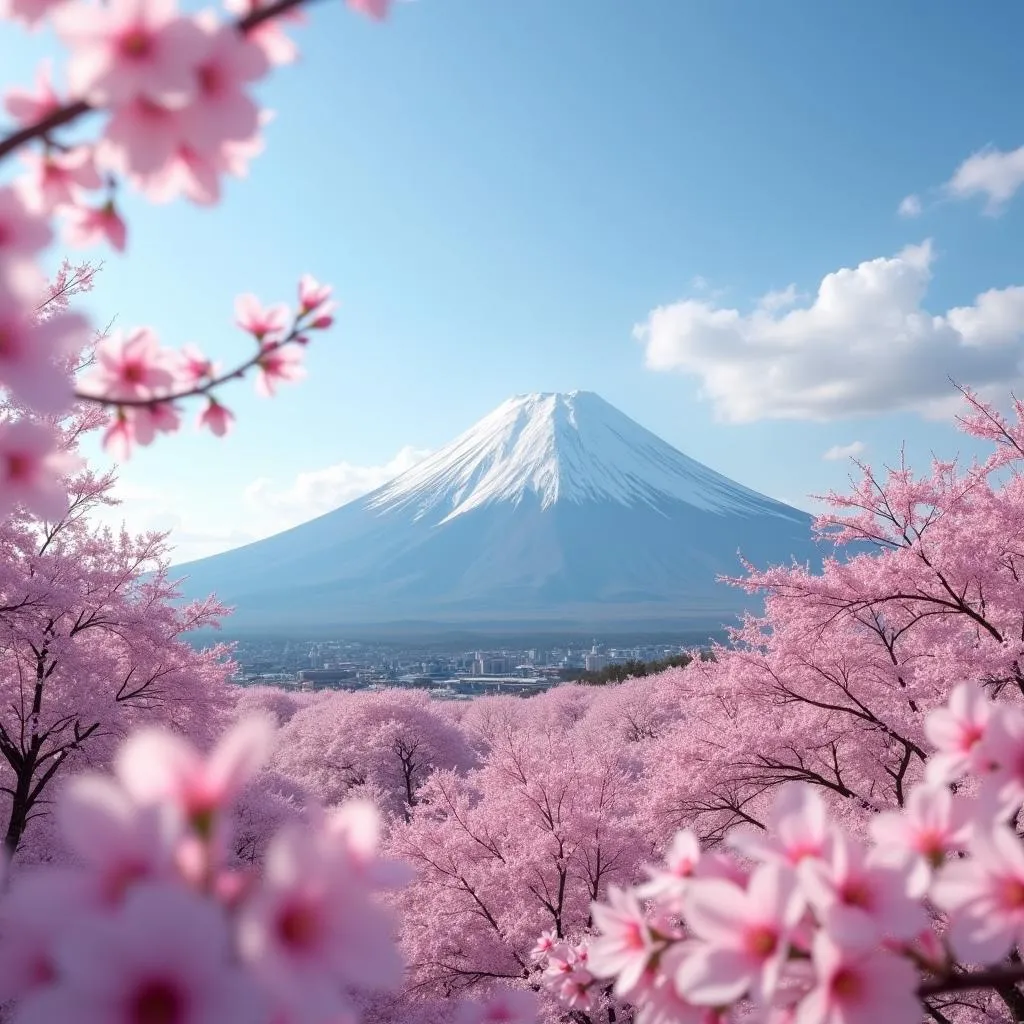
[{"xmin": 174, "ymin": 392, "xmax": 822, "ymax": 632}]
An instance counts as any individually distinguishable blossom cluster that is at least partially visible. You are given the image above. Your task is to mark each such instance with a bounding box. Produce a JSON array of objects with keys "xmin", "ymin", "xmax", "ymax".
[
  {"xmin": 78, "ymin": 275, "xmax": 334, "ymax": 460},
  {"xmin": 0, "ymin": 0, "xmax": 381, "ymax": 521},
  {"xmin": 0, "ymin": 715, "xmax": 541, "ymax": 1024},
  {"xmin": 0, "ymin": 716, "xmax": 410, "ymax": 1023},
  {"xmin": 538, "ymin": 682, "xmax": 1024, "ymax": 1023}
]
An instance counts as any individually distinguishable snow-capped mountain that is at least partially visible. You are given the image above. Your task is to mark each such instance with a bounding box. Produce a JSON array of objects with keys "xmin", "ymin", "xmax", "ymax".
[
  {"xmin": 369, "ymin": 391, "xmax": 799, "ymax": 522},
  {"xmin": 174, "ymin": 392, "xmax": 822, "ymax": 633}
]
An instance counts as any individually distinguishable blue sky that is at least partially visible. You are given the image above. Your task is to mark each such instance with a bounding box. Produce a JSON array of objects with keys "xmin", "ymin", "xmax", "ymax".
[{"xmin": 4, "ymin": 0, "xmax": 1024, "ymax": 561}]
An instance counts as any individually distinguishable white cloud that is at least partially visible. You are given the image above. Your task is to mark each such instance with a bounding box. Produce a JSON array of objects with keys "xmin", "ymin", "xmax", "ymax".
[
  {"xmin": 633, "ymin": 240, "xmax": 1024, "ymax": 423},
  {"xmin": 898, "ymin": 194, "xmax": 922, "ymax": 218},
  {"xmin": 822, "ymin": 441, "xmax": 866, "ymax": 461},
  {"xmin": 244, "ymin": 445, "xmax": 431, "ymax": 529},
  {"xmin": 95, "ymin": 445, "xmax": 431, "ymax": 564},
  {"xmin": 758, "ymin": 284, "xmax": 800, "ymax": 313},
  {"xmin": 946, "ymin": 144, "xmax": 1024, "ymax": 215}
]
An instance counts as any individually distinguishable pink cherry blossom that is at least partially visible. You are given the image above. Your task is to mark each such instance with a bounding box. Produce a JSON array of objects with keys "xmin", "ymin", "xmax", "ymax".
[
  {"xmin": 0, "ymin": 419, "xmax": 82, "ymax": 521},
  {"xmin": 101, "ymin": 408, "xmax": 135, "ymax": 460},
  {"xmin": 178, "ymin": 19, "xmax": 269, "ymax": 154},
  {"xmin": 531, "ymin": 929, "xmax": 557, "ymax": 961},
  {"xmin": 3, "ymin": 60, "xmax": 61, "ymax": 125},
  {"xmin": 236, "ymin": 293, "xmax": 290, "ymax": 341},
  {"xmin": 729, "ymin": 783, "xmax": 834, "ymax": 868},
  {"xmin": 542, "ymin": 940, "xmax": 581, "ymax": 986},
  {"xmin": 52, "ymin": 0, "xmax": 208, "ymax": 109},
  {"xmin": 255, "ymin": 342, "xmax": 305, "ymax": 397},
  {"xmin": 129, "ymin": 142, "xmax": 243, "ymax": 205},
  {"xmin": 798, "ymin": 832, "xmax": 927, "ymax": 950},
  {"xmin": 932, "ymin": 824, "xmax": 1024, "ymax": 964},
  {"xmin": 631, "ymin": 950, "xmax": 724, "ymax": 1024},
  {"xmin": 18, "ymin": 147, "xmax": 103, "ymax": 214},
  {"xmin": 198, "ymin": 398, "xmax": 234, "ymax": 436},
  {"xmin": 318, "ymin": 800, "xmax": 413, "ymax": 889},
  {"xmin": 14, "ymin": 883, "xmax": 267, "ymax": 1024},
  {"xmin": 116, "ymin": 714, "xmax": 275, "ymax": 825},
  {"xmin": 637, "ymin": 829, "xmax": 702, "ymax": 910},
  {"xmin": 298, "ymin": 273, "xmax": 333, "ymax": 315},
  {"xmin": 557, "ymin": 975, "xmax": 596, "ymax": 1013},
  {"xmin": 99, "ymin": 402, "xmax": 181, "ymax": 459},
  {"xmin": 869, "ymin": 783, "xmax": 968, "ymax": 896},
  {"xmin": 974, "ymin": 705, "xmax": 1024, "ymax": 818},
  {"xmin": 177, "ymin": 344, "xmax": 217, "ymax": 383},
  {"xmin": 236, "ymin": 816, "xmax": 404, "ymax": 1021},
  {"xmin": 794, "ymin": 932, "xmax": 919, "ymax": 1024},
  {"xmin": 924, "ymin": 681, "xmax": 994, "ymax": 785},
  {"xmin": 97, "ymin": 400, "xmax": 180, "ymax": 459},
  {"xmin": 676, "ymin": 864, "xmax": 802, "ymax": 1007},
  {"xmin": 83, "ymin": 327, "xmax": 176, "ymax": 402},
  {"xmin": 124, "ymin": 401, "xmax": 182, "ymax": 446},
  {"xmin": 55, "ymin": 774, "xmax": 181, "ymax": 904},
  {"xmin": 0, "ymin": 186, "xmax": 53, "ymax": 265},
  {"xmin": 63, "ymin": 200, "xmax": 128, "ymax": 252},
  {"xmin": 98, "ymin": 96, "xmax": 188, "ymax": 178},
  {"xmin": 587, "ymin": 886, "xmax": 656, "ymax": 995}
]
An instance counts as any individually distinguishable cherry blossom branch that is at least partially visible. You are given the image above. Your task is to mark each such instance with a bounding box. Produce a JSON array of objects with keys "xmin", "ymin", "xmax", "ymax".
[
  {"xmin": 918, "ymin": 965, "xmax": 1024, "ymax": 998},
  {"xmin": 0, "ymin": 100, "xmax": 90, "ymax": 163},
  {"xmin": 0, "ymin": 0, "xmax": 319, "ymax": 164},
  {"xmin": 72, "ymin": 333, "xmax": 300, "ymax": 408}
]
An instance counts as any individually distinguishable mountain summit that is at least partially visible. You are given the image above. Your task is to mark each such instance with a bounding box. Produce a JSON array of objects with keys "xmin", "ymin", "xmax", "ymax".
[
  {"xmin": 175, "ymin": 392, "xmax": 821, "ymax": 634},
  {"xmin": 370, "ymin": 391, "xmax": 800, "ymax": 523}
]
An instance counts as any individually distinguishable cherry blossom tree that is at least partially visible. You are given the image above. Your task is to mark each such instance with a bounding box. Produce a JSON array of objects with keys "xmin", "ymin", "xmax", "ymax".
[
  {"xmin": 0, "ymin": 391, "xmax": 237, "ymax": 857},
  {"xmin": 538, "ymin": 682, "xmax": 1024, "ymax": 1024},
  {"xmin": 273, "ymin": 689, "xmax": 475, "ymax": 822},
  {"xmin": 629, "ymin": 388, "xmax": 1024, "ymax": 853},
  {"xmin": 388, "ymin": 690, "xmax": 649, "ymax": 1015}
]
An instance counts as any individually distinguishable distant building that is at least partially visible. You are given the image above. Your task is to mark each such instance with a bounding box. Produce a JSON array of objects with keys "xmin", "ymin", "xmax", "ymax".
[
  {"xmin": 585, "ymin": 653, "xmax": 608, "ymax": 672},
  {"xmin": 473, "ymin": 654, "xmax": 515, "ymax": 676},
  {"xmin": 299, "ymin": 669, "xmax": 356, "ymax": 684}
]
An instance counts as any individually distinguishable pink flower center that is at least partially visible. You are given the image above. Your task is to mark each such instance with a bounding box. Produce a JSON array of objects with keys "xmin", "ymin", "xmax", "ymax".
[
  {"xmin": 42, "ymin": 161, "xmax": 65, "ymax": 184},
  {"xmin": 838, "ymin": 878, "xmax": 874, "ymax": 909},
  {"xmin": 5, "ymin": 452, "xmax": 31, "ymax": 483},
  {"xmin": 672, "ymin": 858, "xmax": 695, "ymax": 877},
  {"xmin": 830, "ymin": 967, "xmax": 863, "ymax": 1001},
  {"xmin": 121, "ymin": 360, "xmax": 147, "ymax": 384},
  {"xmin": 130, "ymin": 978, "xmax": 184, "ymax": 1024},
  {"xmin": 744, "ymin": 925, "xmax": 777, "ymax": 958},
  {"xmin": 119, "ymin": 28, "xmax": 153, "ymax": 59},
  {"xmin": 999, "ymin": 878, "xmax": 1024, "ymax": 909},
  {"xmin": 914, "ymin": 828, "xmax": 944, "ymax": 857},
  {"xmin": 785, "ymin": 840, "xmax": 821, "ymax": 864},
  {"xmin": 622, "ymin": 921, "xmax": 646, "ymax": 951},
  {"xmin": 959, "ymin": 723, "xmax": 984, "ymax": 751},
  {"xmin": 276, "ymin": 898, "xmax": 324, "ymax": 951},
  {"xmin": 198, "ymin": 64, "xmax": 222, "ymax": 95}
]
